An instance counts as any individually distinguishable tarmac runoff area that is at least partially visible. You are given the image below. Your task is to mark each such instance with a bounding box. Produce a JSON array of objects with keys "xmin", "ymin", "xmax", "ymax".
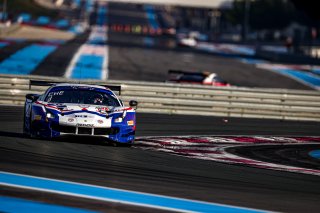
[{"xmin": 3, "ymin": 25, "xmax": 75, "ymax": 41}]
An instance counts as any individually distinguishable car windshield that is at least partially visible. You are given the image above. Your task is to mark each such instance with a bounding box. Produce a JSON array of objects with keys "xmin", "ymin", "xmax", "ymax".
[
  {"xmin": 44, "ymin": 89, "xmax": 121, "ymax": 106},
  {"xmin": 213, "ymin": 76, "xmax": 227, "ymax": 84},
  {"xmin": 180, "ymin": 74, "xmax": 205, "ymax": 82}
]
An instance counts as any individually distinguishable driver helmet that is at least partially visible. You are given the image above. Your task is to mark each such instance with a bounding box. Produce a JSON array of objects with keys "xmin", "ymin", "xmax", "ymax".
[{"xmin": 92, "ymin": 93, "xmax": 104, "ymax": 104}]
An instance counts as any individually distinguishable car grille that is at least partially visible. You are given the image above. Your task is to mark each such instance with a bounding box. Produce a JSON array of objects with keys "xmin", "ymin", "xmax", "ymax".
[
  {"xmin": 78, "ymin": 127, "xmax": 92, "ymax": 135},
  {"xmin": 94, "ymin": 128, "xmax": 119, "ymax": 135},
  {"xmin": 51, "ymin": 123, "xmax": 118, "ymax": 136},
  {"xmin": 51, "ymin": 123, "xmax": 76, "ymax": 133}
]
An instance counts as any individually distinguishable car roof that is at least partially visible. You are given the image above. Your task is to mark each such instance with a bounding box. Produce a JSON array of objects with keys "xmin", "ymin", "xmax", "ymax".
[
  {"xmin": 52, "ymin": 83, "xmax": 110, "ymax": 90},
  {"xmin": 48, "ymin": 84, "xmax": 117, "ymax": 94}
]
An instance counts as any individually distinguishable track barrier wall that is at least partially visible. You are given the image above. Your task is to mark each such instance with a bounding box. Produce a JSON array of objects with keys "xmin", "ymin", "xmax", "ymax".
[{"xmin": 1, "ymin": 74, "xmax": 320, "ymax": 121}]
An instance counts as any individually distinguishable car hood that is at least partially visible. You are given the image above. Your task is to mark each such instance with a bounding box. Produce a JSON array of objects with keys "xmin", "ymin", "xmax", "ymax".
[
  {"xmin": 38, "ymin": 102, "xmax": 132, "ymax": 116},
  {"xmin": 34, "ymin": 102, "xmax": 135, "ymax": 128}
]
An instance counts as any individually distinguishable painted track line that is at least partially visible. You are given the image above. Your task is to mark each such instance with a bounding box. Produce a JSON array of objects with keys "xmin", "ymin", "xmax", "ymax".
[
  {"xmin": 65, "ymin": 44, "xmax": 84, "ymax": 78},
  {"xmin": 0, "ymin": 196, "xmax": 95, "ymax": 213},
  {"xmin": 0, "ymin": 44, "xmax": 57, "ymax": 75},
  {"xmin": 65, "ymin": 2, "xmax": 109, "ymax": 80},
  {"xmin": 309, "ymin": 150, "xmax": 320, "ymax": 159},
  {"xmin": 134, "ymin": 136, "xmax": 320, "ymax": 176},
  {"xmin": 0, "ymin": 171, "xmax": 268, "ymax": 213}
]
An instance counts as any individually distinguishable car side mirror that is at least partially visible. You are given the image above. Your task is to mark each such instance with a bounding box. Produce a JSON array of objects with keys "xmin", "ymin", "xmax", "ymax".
[
  {"xmin": 26, "ymin": 94, "xmax": 38, "ymax": 102},
  {"xmin": 129, "ymin": 100, "xmax": 138, "ymax": 109}
]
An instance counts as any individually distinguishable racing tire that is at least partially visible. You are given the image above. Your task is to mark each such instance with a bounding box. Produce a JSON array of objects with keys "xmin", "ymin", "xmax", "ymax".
[{"xmin": 22, "ymin": 103, "xmax": 30, "ymax": 137}]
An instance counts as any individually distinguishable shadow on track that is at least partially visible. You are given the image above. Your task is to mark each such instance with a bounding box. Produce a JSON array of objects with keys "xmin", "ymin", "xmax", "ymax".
[
  {"xmin": 53, "ymin": 136, "xmax": 132, "ymax": 147},
  {"xmin": 0, "ymin": 130, "xmax": 131, "ymax": 147},
  {"xmin": 0, "ymin": 131, "xmax": 25, "ymax": 139}
]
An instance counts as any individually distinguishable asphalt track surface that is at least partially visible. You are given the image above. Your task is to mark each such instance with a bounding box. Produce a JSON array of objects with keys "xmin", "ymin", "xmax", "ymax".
[
  {"xmin": 228, "ymin": 144, "xmax": 320, "ymax": 170},
  {"xmin": 1, "ymin": 2, "xmax": 320, "ymax": 213},
  {"xmin": 106, "ymin": 4, "xmax": 310, "ymax": 90},
  {"xmin": 0, "ymin": 3, "xmax": 310, "ymax": 90},
  {"xmin": 108, "ymin": 39, "xmax": 311, "ymax": 90},
  {"xmin": 33, "ymin": 31, "xmax": 90, "ymax": 77},
  {"xmin": 0, "ymin": 42, "xmax": 32, "ymax": 63},
  {"xmin": 1, "ymin": 105, "xmax": 320, "ymax": 213}
]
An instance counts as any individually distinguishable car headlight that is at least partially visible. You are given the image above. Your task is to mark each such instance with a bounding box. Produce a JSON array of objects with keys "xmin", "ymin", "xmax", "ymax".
[
  {"xmin": 114, "ymin": 111, "xmax": 127, "ymax": 123},
  {"xmin": 114, "ymin": 117, "xmax": 123, "ymax": 123},
  {"xmin": 46, "ymin": 111, "xmax": 56, "ymax": 119}
]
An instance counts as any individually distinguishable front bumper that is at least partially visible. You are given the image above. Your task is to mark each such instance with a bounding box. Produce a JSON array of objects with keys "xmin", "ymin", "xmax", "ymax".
[{"xmin": 31, "ymin": 121, "xmax": 135, "ymax": 143}]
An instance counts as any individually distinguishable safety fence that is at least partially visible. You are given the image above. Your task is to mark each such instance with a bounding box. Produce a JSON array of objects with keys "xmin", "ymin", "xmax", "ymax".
[{"xmin": 0, "ymin": 74, "xmax": 320, "ymax": 121}]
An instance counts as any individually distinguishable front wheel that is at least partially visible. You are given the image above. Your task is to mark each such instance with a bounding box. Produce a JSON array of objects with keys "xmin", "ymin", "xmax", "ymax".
[
  {"xmin": 22, "ymin": 104, "xmax": 30, "ymax": 137},
  {"xmin": 123, "ymin": 140, "xmax": 134, "ymax": 147},
  {"xmin": 109, "ymin": 141, "xmax": 133, "ymax": 147}
]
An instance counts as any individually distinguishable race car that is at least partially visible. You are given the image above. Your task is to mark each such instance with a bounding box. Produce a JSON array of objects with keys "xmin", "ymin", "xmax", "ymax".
[
  {"xmin": 23, "ymin": 81, "xmax": 138, "ymax": 145},
  {"xmin": 167, "ymin": 70, "xmax": 231, "ymax": 87},
  {"xmin": 177, "ymin": 37, "xmax": 197, "ymax": 47}
]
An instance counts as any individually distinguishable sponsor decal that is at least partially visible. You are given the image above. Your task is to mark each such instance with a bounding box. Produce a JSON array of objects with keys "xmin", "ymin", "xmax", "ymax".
[
  {"xmin": 68, "ymin": 118, "xmax": 75, "ymax": 122},
  {"xmin": 96, "ymin": 107, "xmax": 109, "ymax": 113},
  {"xmin": 97, "ymin": 120, "xmax": 104, "ymax": 124},
  {"xmin": 127, "ymin": 120, "xmax": 134, "ymax": 126},
  {"xmin": 48, "ymin": 91, "xmax": 64, "ymax": 96},
  {"xmin": 75, "ymin": 115, "xmax": 88, "ymax": 118},
  {"xmin": 76, "ymin": 123, "xmax": 94, "ymax": 128},
  {"xmin": 46, "ymin": 91, "xmax": 64, "ymax": 102},
  {"xmin": 114, "ymin": 107, "xmax": 132, "ymax": 112}
]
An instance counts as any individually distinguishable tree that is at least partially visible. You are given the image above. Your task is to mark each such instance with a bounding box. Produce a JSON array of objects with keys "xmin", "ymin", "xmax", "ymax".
[
  {"xmin": 225, "ymin": 0, "xmax": 318, "ymax": 31},
  {"xmin": 290, "ymin": 0, "xmax": 320, "ymax": 20},
  {"xmin": 227, "ymin": 0, "xmax": 294, "ymax": 30}
]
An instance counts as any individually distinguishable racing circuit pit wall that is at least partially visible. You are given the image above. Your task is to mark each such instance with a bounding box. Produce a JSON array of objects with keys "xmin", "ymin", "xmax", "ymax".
[{"xmin": 0, "ymin": 74, "xmax": 320, "ymax": 121}]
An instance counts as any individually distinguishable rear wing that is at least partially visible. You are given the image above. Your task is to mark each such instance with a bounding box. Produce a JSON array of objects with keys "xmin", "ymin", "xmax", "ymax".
[
  {"xmin": 168, "ymin": 69, "xmax": 207, "ymax": 76},
  {"xmin": 29, "ymin": 80, "xmax": 121, "ymax": 95},
  {"xmin": 101, "ymin": 85, "xmax": 121, "ymax": 95},
  {"xmin": 29, "ymin": 80, "xmax": 60, "ymax": 90}
]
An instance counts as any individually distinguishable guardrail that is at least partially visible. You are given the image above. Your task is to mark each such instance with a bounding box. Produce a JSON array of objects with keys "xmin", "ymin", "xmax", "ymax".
[{"xmin": 0, "ymin": 74, "xmax": 320, "ymax": 121}]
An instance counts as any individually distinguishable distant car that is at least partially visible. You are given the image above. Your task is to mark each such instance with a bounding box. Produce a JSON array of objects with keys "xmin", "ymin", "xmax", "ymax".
[
  {"xmin": 167, "ymin": 70, "xmax": 230, "ymax": 87},
  {"xmin": 176, "ymin": 29, "xmax": 208, "ymax": 47},
  {"xmin": 189, "ymin": 31, "xmax": 208, "ymax": 41},
  {"xmin": 177, "ymin": 37, "xmax": 197, "ymax": 47},
  {"xmin": 23, "ymin": 81, "xmax": 138, "ymax": 145}
]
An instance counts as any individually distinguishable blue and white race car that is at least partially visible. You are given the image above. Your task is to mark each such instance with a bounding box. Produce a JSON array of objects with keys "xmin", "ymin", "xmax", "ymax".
[{"xmin": 23, "ymin": 81, "xmax": 138, "ymax": 145}]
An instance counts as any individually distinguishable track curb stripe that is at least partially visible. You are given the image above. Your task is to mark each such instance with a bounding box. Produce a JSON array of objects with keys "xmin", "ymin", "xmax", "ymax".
[
  {"xmin": 0, "ymin": 196, "xmax": 95, "ymax": 213},
  {"xmin": 309, "ymin": 150, "xmax": 320, "ymax": 159},
  {"xmin": 135, "ymin": 136, "xmax": 320, "ymax": 176},
  {"xmin": 65, "ymin": 3, "xmax": 108, "ymax": 80}
]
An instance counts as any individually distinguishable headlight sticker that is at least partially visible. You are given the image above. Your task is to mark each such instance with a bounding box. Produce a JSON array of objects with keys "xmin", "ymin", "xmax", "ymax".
[
  {"xmin": 34, "ymin": 115, "xmax": 42, "ymax": 121},
  {"xmin": 127, "ymin": 120, "xmax": 134, "ymax": 126},
  {"xmin": 114, "ymin": 117, "xmax": 123, "ymax": 123}
]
